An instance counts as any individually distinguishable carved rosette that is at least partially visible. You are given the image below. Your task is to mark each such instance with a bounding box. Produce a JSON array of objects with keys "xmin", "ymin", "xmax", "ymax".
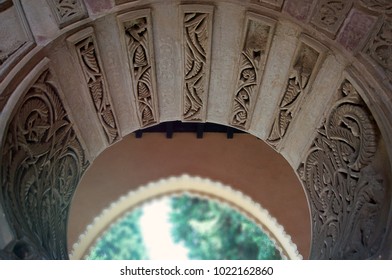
[
  {"xmin": 68, "ymin": 29, "xmax": 120, "ymax": 144},
  {"xmin": 181, "ymin": 6, "xmax": 214, "ymax": 122},
  {"xmin": 0, "ymin": 67, "xmax": 89, "ymax": 259},
  {"xmin": 364, "ymin": 19, "xmax": 392, "ymax": 88},
  {"xmin": 119, "ymin": 10, "xmax": 159, "ymax": 127},
  {"xmin": 230, "ymin": 14, "xmax": 275, "ymax": 129},
  {"xmin": 298, "ymin": 80, "xmax": 386, "ymax": 259},
  {"xmin": 46, "ymin": 0, "xmax": 87, "ymax": 28},
  {"xmin": 267, "ymin": 38, "xmax": 323, "ymax": 148},
  {"xmin": 360, "ymin": 0, "xmax": 392, "ymax": 15},
  {"xmin": 311, "ymin": 0, "xmax": 353, "ymax": 36}
]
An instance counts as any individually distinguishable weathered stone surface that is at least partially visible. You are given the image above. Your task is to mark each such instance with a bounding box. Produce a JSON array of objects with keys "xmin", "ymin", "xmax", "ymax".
[
  {"xmin": 283, "ymin": 0, "xmax": 314, "ymax": 22},
  {"xmin": 337, "ymin": 8, "xmax": 377, "ymax": 52}
]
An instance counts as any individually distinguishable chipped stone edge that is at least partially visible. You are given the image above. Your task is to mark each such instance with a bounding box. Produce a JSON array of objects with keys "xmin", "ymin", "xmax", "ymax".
[{"xmin": 70, "ymin": 174, "xmax": 303, "ymax": 260}]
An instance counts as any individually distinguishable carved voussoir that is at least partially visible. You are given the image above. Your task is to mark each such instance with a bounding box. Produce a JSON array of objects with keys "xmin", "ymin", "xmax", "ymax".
[
  {"xmin": 267, "ymin": 35, "xmax": 326, "ymax": 149},
  {"xmin": 180, "ymin": 5, "xmax": 214, "ymax": 122},
  {"xmin": 46, "ymin": 0, "xmax": 87, "ymax": 28},
  {"xmin": 310, "ymin": 0, "xmax": 353, "ymax": 37},
  {"xmin": 229, "ymin": 13, "xmax": 276, "ymax": 130},
  {"xmin": 117, "ymin": 9, "xmax": 159, "ymax": 128},
  {"xmin": 0, "ymin": 60, "xmax": 89, "ymax": 259},
  {"xmin": 363, "ymin": 18, "xmax": 392, "ymax": 88},
  {"xmin": 299, "ymin": 77, "xmax": 386, "ymax": 259},
  {"xmin": 67, "ymin": 28, "xmax": 120, "ymax": 144}
]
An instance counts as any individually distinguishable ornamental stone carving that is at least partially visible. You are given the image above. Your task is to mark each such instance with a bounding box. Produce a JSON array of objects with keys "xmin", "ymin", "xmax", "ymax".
[
  {"xmin": 181, "ymin": 6, "xmax": 213, "ymax": 122},
  {"xmin": 267, "ymin": 37, "xmax": 324, "ymax": 148},
  {"xmin": 364, "ymin": 19, "xmax": 392, "ymax": 88},
  {"xmin": 311, "ymin": 0, "xmax": 353, "ymax": 36},
  {"xmin": 298, "ymin": 80, "xmax": 386, "ymax": 259},
  {"xmin": 0, "ymin": 66, "xmax": 89, "ymax": 259},
  {"xmin": 67, "ymin": 28, "xmax": 120, "ymax": 144},
  {"xmin": 118, "ymin": 10, "xmax": 159, "ymax": 127},
  {"xmin": 46, "ymin": 0, "xmax": 87, "ymax": 28},
  {"xmin": 230, "ymin": 14, "xmax": 276, "ymax": 130},
  {"xmin": 360, "ymin": 0, "xmax": 392, "ymax": 15}
]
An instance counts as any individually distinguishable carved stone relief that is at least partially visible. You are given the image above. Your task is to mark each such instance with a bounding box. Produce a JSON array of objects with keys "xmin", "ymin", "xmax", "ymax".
[
  {"xmin": 0, "ymin": 68, "xmax": 89, "ymax": 259},
  {"xmin": 119, "ymin": 10, "xmax": 159, "ymax": 127},
  {"xmin": 298, "ymin": 80, "xmax": 386, "ymax": 259},
  {"xmin": 364, "ymin": 19, "xmax": 392, "ymax": 88},
  {"xmin": 46, "ymin": 0, "xmax": 87, "ymax": 28},
  {"xmin": 230, "ymin": 14, "xmax": 275, "ymax": 129},
  {"xmin": 68, "ymin": 29, "xmax": 120, "ymax": 144},
  {"xmin": 311, "ymin": 0, "xmax": 353, "ymax": 36},
  {"xmin": 267, "ymin": 38, "xmax": 322, "ymax": 148},
  {"xmin": 181, "ymin": 6, "xmax": 213, "ymax": 122},
  {"xmin": 360, "ymin": 0, "xmax": 392, "ymax": 15}
]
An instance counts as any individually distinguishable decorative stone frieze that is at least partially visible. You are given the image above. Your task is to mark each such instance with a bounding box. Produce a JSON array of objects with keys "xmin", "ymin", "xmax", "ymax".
[
  {"xmin": 311, "ymin": 0, "xmax": 353, "ymax": 36},
  {"xmin": 267, "ymin": 36, "xmax": 325, "ymax": 148},
  {"xmin": 364, "ymin": 19, "xmax": 392, "ymax": 88},
  {"xmin": 0, "ymin": 63, "xmax": 89, "ymax": 259},
  {"xmin": 46, "ymin": 0, "xmax": 87, "ymax": 28},
  {"xmin": 118, "ymin": 9, "xmax": 159, "ymax": 127},
  {"xmin": 229, "ymin": 13, "xmax": 276, "ymax": 130},
  {"xmin": 360, "ymin": 0, "xmax": 392, "ymax": 15},
  {"xmin": 67, "ymin": 28, "xmax": 120, "ymax": 144},
  {"xmin": 298, "ymin": 79, "xmax": 386, "ymax": 259},
  {"xmin": 181, "ymin": 5, "xmax": 214, "ymax": 122}
]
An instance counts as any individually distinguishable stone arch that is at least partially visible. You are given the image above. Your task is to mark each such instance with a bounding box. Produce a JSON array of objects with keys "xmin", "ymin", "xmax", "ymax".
[{"xmin": 0, "ymin": 0, "xmax": 391, "ymax": 259}]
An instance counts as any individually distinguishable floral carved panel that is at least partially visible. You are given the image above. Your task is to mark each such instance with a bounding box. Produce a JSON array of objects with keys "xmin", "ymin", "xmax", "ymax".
[
  {"xmin": 230, "ymin": 14, "xmax": 276, "ymax": 130},
  {"xmin": 0, "ymin": 65, "xmax": 89, "ymax": 259},
  {"xmin": 267, "ymin": 36, "xmax": 325, "ymax": 148},
  {"xmin": 311, "ymin": 0, "xmax": 353, "ymax": 36},
  {"xmin": 67, "ymin": 28, "xmax": 120, "ymax": 144},
  {"xmin": 298, "ymin": 80, "xmax": 386, "ymax": 259},
  {"xmin": 364, "ymin": 19, "xmax": 392, "ymax": 88},
  {"xmin": 181, "ymin": 5, "xmax": 214, "ymax": 122},
  {"xmin": 118, "ymin": 10, "xmax": 159, "ymax": 127},
  {"xmin": 46, "ymin": 0, "xmax": 87, "ymax": 28}
]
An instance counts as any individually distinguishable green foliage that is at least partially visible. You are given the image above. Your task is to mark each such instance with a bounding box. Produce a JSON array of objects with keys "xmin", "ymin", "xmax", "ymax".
[
  {"xmin": 86, "ymin": 208, "xmax": 148, "ymax": 260},
  {"xmin": 169, "ymin": 195, "xmax": 282, "ymax": 260}
]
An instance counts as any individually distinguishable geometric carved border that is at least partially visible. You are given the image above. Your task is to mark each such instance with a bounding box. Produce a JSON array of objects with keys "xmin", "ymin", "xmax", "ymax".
[
  {"xmin": 67, "ymin": 28, "xmax": 120, "ymax": 145},
  {"xmin": 267, "ymin": 35, "xmax": 326, "ymax": 149},
  {"xmin": 229, "ymin": 13, "xmax": 276, "ymax": 130},
  {"xmin": 117, "ymin": 9, "xmax": 159, "ymax": 128},
  {"xmin": 0, "ymin": 59, "xmax": 89, "ymax": 259},
  {"xmin": 180, "ymin": 5, "xmax": 214, "ymax": 122},
  {"xmin": 298, "ymin": 77, "xmax": 386, "ymax": 259}
]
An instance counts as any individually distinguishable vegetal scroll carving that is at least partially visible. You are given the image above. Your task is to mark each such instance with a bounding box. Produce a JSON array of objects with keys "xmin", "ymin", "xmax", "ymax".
[
  {"xmin": 123, "ymin": 16, "xmax": 158, "ymax": 127},
  {"xmin": 182, "ymin": 11, "xmax": 212, "ymax": 121},
  {"xmin": 364, "ymin": 19, "xmax": 392, "ymax": 87},
  {"xmin": 299, "ymin": 80, "xmax": 386, "ymax": 259},
  {"xmin": 0, "ymin": 69, "xmax": 89, "ymax": 259},
  {"xmin": 267, "ymin": 42, "xmax": 319, "ymax": 147},
  {"xmin": 75, "ymin": 36, "xmax": 120, "ymax": 144},
  {"xmin": 311, "ymin": 0, "xmax": 353, "ymax": 35},
  {"xmin": 47, "ymin": 0, "xmax": 87, "ymax": 27},
  {"xmin": 230, "ymin": 18, "xmax": 274, "ymax": 129}
]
